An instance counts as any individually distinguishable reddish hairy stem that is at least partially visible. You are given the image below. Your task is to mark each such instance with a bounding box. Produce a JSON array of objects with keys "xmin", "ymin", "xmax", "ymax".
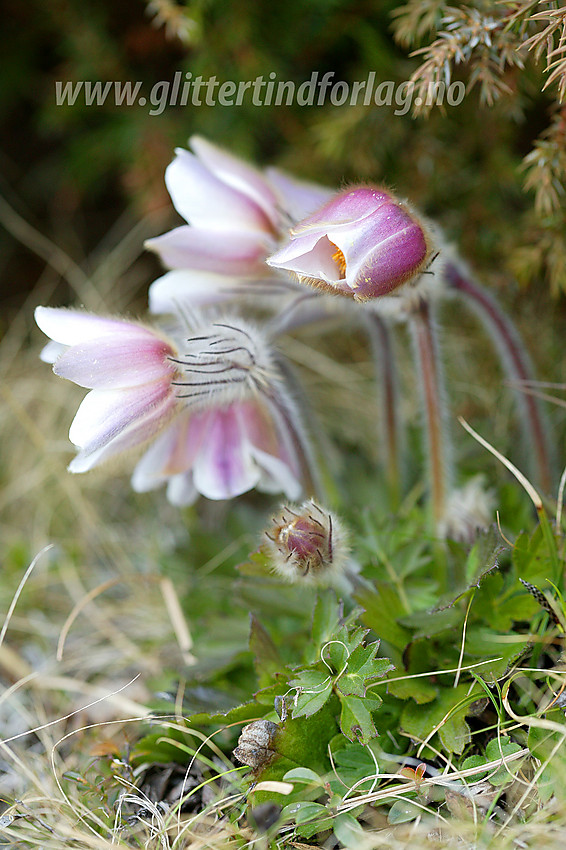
[
  {"xmin": 366, "ymin": 313, "xmax": 402, "ymax": 505},
  {"xmin": 444, "ymin": 261, "xmax": 553, "ymax": 494},
  {"xmin": 410, "ymin": 299, "xmax": 450, "ymax": 529}
]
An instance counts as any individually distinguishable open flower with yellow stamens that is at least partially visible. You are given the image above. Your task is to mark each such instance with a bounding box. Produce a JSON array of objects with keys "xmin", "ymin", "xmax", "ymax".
[
  {"xmin": 35, "ymin": 306, "xmax": 313, "ymax": 505},
  {"xmin": 267, "ymin": 186, "xmax": 434, "ymax": 302}
]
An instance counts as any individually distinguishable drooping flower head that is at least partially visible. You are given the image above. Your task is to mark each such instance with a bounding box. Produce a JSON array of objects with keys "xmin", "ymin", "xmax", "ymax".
[
  {"xmin": 264, "ymin": 500, "xmax": 350, "ymax": 585},
  {"xmin": 267, "ymin": 186, "xmax": 434, "ymax": 302},
  {"xmin": 35, "ymin": 306, "xmax": 314, "ymax": 506}
]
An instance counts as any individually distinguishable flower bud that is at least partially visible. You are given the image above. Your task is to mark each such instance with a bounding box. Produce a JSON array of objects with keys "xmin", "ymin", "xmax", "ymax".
[
  {"xmin": 267, "ymin": 186, "xmax": 433, "ymax": 301},
  {"xmin": 264, "ymin": 500, "xmax": 349, "ymax": 584}
]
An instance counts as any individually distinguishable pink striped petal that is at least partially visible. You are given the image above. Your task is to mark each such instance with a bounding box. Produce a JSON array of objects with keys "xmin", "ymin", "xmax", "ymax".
[
  {"xmin": 69, "ymin": 382, "xmax": 173, "ymax": 452},
  {"xmin": 192, "ymin": 406, "xmax": 260, "ymax": 499},
  {"xmin": 35, "ymin": 307, "xmax": 155, "ymax": 348},
  {"xmin": 145, "ymin": 226, "xmax": 271, "ymax": 276},
  {"xmin": 53, "ymin": 334, "xmax": 175, "ymax": 389},
  {"xmin": 190, "ymin": 136, "xmax": 279, "ymax": 227},
  {"xmin": 166, "ymin": 149, "xmax": 273, "ymax": 232}
]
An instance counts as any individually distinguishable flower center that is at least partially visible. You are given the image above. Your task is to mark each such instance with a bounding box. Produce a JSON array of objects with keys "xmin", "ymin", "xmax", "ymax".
[
  {"xmin": 329, "ymin": 241, "xmax": 347, "ymax": 279},
  {"xmin": 168, "ymin": 320, "xmax": 274, "ymax": 408}
]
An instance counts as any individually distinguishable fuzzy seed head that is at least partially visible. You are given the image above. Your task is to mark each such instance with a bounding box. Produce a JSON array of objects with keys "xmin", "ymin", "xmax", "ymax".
[
  {"xmin": 264, "ymin": 500, "xmax": 350, "ymax": 585},
  {"xmin": 168, "ymin": 318, "xmax": 276, "ymax": 410}
]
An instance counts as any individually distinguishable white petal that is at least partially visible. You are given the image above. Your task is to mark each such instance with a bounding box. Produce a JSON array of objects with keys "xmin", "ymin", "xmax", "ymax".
[
  {"xmin": 266, "ymin": 167, "xmax": 333, "ymax": 223},
  {"xmin": 251, "ymin": 445, "xmax": 302, "ymax": 499},
  {"xmin": 131, "ymin": 421, "xmax": 183, "ymax": 491},
  {"xmin": 149, "ymin": 270, "xmax": 244, "ymax": 313},
  {"xmin": 40, "ymin": 340, "xmax": 67, "ymax": 364},
  {"xmin": 68, "ymin": 394, "xmax": 176, "ymax": 473},
  {"xmin": 35, "ymin": 307, "xmax": 151, "ymax": 347},
  {"xmin": 145, "ymin": 226, "xmax": 271, "ymax": 276},
  {"xmin": 166, "ymin": 474, "xmax": 198, "ymax": 506},
  {"xmin": 190, "ymin": 136, "xmax": 279, "ymax": 227},
  {"xmin": 69, "ymin": 383, "xmax": 172, "ymax": 451},
  {"xmin": 166, "ymin": 148, "xmax": 272, "ymax": 232}
]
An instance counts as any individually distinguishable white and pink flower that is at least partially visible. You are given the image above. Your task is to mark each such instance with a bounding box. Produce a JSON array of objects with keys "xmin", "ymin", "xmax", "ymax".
[
  {"xmin": 267, "ymin": 186, "xmax": 434, "ymax": 302},
  {"xmin": 35, "ymin": 306, "xmax": 311, "ymax": 505},
  {"xmin": 146, "ymin": 136, "xmax": 333, "ymax": 312}
]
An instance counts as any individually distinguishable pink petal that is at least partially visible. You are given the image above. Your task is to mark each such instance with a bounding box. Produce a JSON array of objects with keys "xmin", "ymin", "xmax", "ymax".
[
  {"xmin": 192, "ymin": 406, "xmax": 260, "ymax": 499},
  {"xmin": 265, "ymin": 167, "xmax": 333, "ymax": 223},
  {"xmin": 291, "ymin": 187, "xmax": 391, "ymax": 236},
  {"xmin": 190, "ymin": 136, "xmax": 279, "ymax": 228},
  {"xmin": 69, "ymin": 393, "xmax": 177, "ymax": 473},
  {"xmin": 237, "ymin": 400, "xmax": 302, "ymax": 498},
  {"xmin": 145, "ymin": 226, "xmax": 271, "ymax": 276},
  {"xmin": 35, "ymin": 307, "xmax": 154, "ymax": 347},
  {"xmin": 69, "ymin": 382, "xmax": 173, "ymax": 453},
  {"xmin": 331, "ymin": 206, "xmax": 428, "ymax": 297},
  {"xmin": 53, "ymin": 334, "xmax": 175, "ymax": 389},
  {"xmin": 166, "ymin": 148, "xmax": 273, "ymax": 232}
]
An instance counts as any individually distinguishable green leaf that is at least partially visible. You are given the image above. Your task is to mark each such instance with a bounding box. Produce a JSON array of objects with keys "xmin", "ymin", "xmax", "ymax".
[
  {"xmin": 388, "ymin": 799, "xmax": 421, "ymax": 824},
  {"xmin": 400, "ymin": 684, "xmax": 476, "ymax": 754},
  {"xmin": 287, "ymin": 801, "xmax": 334, "ymax": 838},
  {"xmin": 331, "ymin": 742, "xmax": 379, "ymax": 790},
  {"xmin": 333, "ymin": 812, "xmax": 367, "ymax": 848},
  {"xmin": 283, "ymin": 767, "xmax": 324, "ymax": 786},
  {"xmin": 249, "ymin": 614, "xmax": 282, "ymax": 686},
  {"xmin": 357, "ymin": 582, "xmax": 412, "ymax": 651},
  {"xmin": 387, "ymin": 676, "xmax": 437, "ymax": 704},
  {"xmin": 398, "ymin": 606, "xmax": 461, "ymax": 637},
  {"xmin": 311, "ymin": 589, "xmax": 341, "ymax": 651},
  {"xmin": 339, "ymin": 695, "xmax": 383, "ymax": 745},
  {"xmin": 336, "ymin": 642, "xmax": 393, "ymax": 698},
  {"xmin": 293, "ymin": 683, "xmax": 333, "ymax": 718},
  {"xmin": 483, "ymin": 736, "xmax": 524, "ymax": 786},
  {"xmin": 461, "ymin": 754, "xmax": 488, "ymax": 781},
  {"xmin": 274, "ymin": 698, "xmax": 340, "ymax": 772}
]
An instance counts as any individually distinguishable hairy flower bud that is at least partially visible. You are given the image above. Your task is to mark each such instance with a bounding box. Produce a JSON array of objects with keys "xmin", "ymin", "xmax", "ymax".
[
  {"xmin": 264, "ymin": 500, "xmax": 349, "ymax": 584},
  {"xmin": 267, "ymin": 186, "xmax": 434, "ymax": 301}
]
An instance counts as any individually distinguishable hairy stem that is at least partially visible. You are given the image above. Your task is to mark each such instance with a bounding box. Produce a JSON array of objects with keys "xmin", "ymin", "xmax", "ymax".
[
  {"xmin": 366, "ymin": 312, "xmax": 402, "ymax": 506},
  {"xmin": 409, "ymin": 298, "xmax": 451, "ymax": 531},
  {"xmin": 444, "ymin": 260, "xmax": 553, "ymax": 494}
]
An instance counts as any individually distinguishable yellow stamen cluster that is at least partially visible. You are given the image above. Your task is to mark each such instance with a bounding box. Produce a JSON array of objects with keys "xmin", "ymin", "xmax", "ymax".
[{"xmin": 330, "ymin": 241, "xmax": 347, "ymax": 278}]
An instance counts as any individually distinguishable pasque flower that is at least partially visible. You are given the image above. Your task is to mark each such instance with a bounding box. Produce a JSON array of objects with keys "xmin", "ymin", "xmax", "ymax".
[
  {"xmin": 267, "ymin": 186, "xmax": 433, "ymax": 301},
  {"xmin": 264, "ymin": 500, "xmax": 350, "ymax": 585},
  {"xmin": 35, "ymin": 306, "xmax": 311, "ymax": 505},
  {"xmin": 146, "ymin": 136, "xmax": 332, "ymax": 313}
]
